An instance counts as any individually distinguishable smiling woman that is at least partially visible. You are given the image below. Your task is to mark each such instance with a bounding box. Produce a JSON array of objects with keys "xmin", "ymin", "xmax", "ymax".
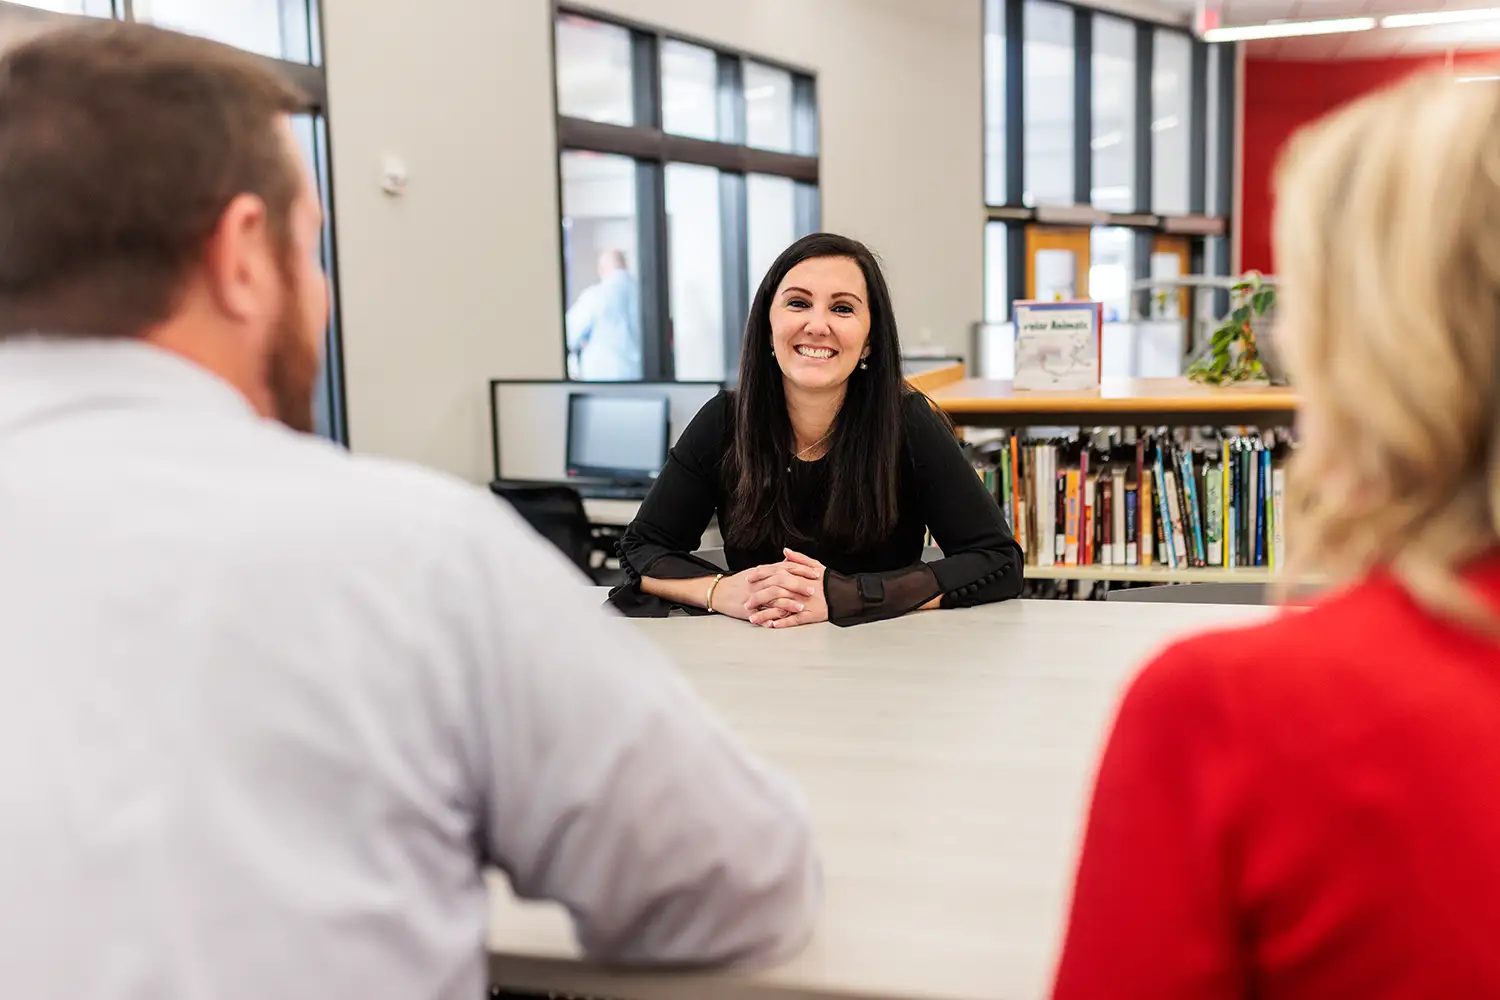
[{"xmin": 608, "ymin": 232, "xmax": 1025, "ymax": 628}]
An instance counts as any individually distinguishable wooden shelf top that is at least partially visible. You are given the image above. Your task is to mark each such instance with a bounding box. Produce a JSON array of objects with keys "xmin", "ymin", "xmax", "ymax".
[
  {"xmin": 903, "ymin": 361, "xmax": 967, "ymax": 395},
  {"xmin": 930, "ymin": 377, "xmax": 1299, "ymax": 418}
]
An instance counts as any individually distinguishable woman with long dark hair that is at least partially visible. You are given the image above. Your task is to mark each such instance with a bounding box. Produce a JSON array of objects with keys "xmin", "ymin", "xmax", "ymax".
[{"xmin": 610, "ymin": 233, "xmax": 1022, "ymax": 627}]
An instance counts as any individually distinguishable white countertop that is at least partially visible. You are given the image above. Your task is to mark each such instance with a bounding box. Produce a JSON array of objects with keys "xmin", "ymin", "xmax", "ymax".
[{"xmin": 486, "ymin": 597, "xmax": 1272, "ymax": 1000}]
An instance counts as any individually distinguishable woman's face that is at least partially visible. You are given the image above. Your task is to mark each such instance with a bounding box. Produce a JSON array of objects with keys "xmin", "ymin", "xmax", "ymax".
[{"xmin": 769, "ymin": 255, "xmax": 872, "ymax": 394}]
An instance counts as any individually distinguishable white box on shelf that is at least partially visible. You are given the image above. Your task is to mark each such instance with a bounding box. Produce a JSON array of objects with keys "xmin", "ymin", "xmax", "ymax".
[{"xmin": 1013, "ymin": 300, "xmax": 1103, "ymax": 391}]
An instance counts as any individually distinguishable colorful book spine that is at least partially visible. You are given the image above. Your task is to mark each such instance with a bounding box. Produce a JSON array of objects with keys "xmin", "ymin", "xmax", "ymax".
[
  {"xmin": 1036, "ymin": 445, "xmax": 1052, "ymax": 567},
  {"xmin": 1014, "ymin": 431, "xmax": 1026, "ymax": 536},
  {"xmin": 1255, "ymin": 445, "xmax": 1268, "ymax": 567},
  {"xmin": 1054, "ymin": 457, "xmax": 1066, "ymax": 566},
  {"xmin": 1135, "ymin": 436, "xmax": 1148, "ymax": 558},
  {"xmin": 1080, "ymin": 450, "xmax": 1093, "ymax": 565},
  {"xmin": 1272, "ymin": 464, "xmax": 1286, "ymax": 569},
  {"xmin": 1064, "ymin": 469, "xmax": 1080, "ymax": 566},
  {"xmin": 1205, "ymin": 460, "xmax": 1222, "ymax": 567},
  {"xmin": 1227, "ymin": 443, "xmax": 1239, "ymax": 569},
  {"xmin": 1249, "ymin": 443, "xmax": 1262, "ymax": 566},
  {"xmin": 1140, "ymin": 472, "xmax": 1154, "ymax": 567},
  {"xmin": 1153, "ymin": 447, "xmax": 1177, "ymax": 569},
  {"xmin": 1111, "ymin": 467, "xmax": 1127, "ymax": 566},
  {"xmin": 1165, "ymin": 469, "xmax": 1188, "ymax": 571},
  {"xmin": 1170, "ymin": 456, "xmax": 1193, "ymax": 566},
  {"xmin": 1242, "ymin": 444, "xmax": 1254, "ymax": 566},
  {"xmin": 1264, "ymin": 448, "xmax": 1275, "ymax": 571},
  {"xmin": 1101, "ymin": 474, "xmax": 1114, "ymax": 566},
  {"xmin": 1221, "ymin": 440, "xmax": 1232, "ymax": 568},
  {"xmin": 1154, "ymin": 486, "xmax": 1168, "ymax": 565},
  {"xmin": 1098, "ymin": 473, "xmax": 1110, "ymax": 566},
  {"xmin": 1179, "ymin": 447, "xmax": 1205, "ymax": 568},
  {"xmin": 1125, "ymin": 482, "xmax": 1139, "ymax": 566}
]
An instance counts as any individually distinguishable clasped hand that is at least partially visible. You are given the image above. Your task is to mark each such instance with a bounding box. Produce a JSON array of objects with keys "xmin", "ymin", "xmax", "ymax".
[{"xmin": 712, "ymin": 549, "xmax": 829, "ymax": 628}]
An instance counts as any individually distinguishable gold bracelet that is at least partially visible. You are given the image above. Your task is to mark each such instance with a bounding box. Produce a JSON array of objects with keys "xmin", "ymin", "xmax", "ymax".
[{"xmin": 705, "ymin": 573, "xmax": 725, "ymax": 613}]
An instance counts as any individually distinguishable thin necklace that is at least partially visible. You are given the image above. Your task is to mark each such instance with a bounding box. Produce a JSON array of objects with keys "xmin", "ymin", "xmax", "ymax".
[{"xmin": 788, "ymin": 431, "xmax": 831, "ymax": 471}]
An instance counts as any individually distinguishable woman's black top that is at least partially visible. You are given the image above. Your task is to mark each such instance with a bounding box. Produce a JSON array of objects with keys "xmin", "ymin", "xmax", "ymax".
[{"xmin": 609, "ymin": 390, "xmax": 1024, "ymax": 626}]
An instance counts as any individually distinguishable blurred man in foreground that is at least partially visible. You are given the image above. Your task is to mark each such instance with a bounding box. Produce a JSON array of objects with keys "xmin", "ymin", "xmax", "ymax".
[{"xmin": 0, "ymin": 23, "xmax": 818, "ymax": 1000}]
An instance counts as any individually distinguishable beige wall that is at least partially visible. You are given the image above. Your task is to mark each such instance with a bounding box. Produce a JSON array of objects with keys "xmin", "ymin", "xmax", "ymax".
[
  {"xmin": 323, "ymin": 0, "xmax": 1186, "ymax": 482},
  {"xmin": 322, "ymin": 0, "xmax": 565, "ymax": 481}
]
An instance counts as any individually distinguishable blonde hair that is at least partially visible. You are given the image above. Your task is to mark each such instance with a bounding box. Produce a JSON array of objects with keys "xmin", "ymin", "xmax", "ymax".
[{"xmin": 1274, "ymin": 70, "xmax": 1500, "ymax": 627}]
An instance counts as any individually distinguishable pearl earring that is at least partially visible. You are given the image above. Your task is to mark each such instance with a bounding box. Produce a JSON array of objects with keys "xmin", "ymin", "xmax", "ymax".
[{"xmin": 860, "ymin": 360, "xmax": 868, "ymax": 370}]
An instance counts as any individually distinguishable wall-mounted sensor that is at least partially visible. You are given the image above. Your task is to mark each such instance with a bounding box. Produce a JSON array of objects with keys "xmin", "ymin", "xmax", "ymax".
[{"xmin": 381, "ymin": 154, "xmax": 409, "ymax": 197}]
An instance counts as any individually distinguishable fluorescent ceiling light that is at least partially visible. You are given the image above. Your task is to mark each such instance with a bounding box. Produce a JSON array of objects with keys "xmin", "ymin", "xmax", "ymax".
[
  {"xmin": 744, "ymin": 85, "xmax": 776, "ymax": 101},
  {"xmin": 1382, "ymin": 7, "xmax": 1500, "ymax": 27},
  {"xmin": 1202, "ymin": 16, "xmax": 1375, "ymax": 41},
  {"xmin": 1090, "ymin": 131, "xmax": 1122, "ymax": 150},
  {"xmin": 1150, "ymin": 115, "xmax": 1179, "ymax": 132}
]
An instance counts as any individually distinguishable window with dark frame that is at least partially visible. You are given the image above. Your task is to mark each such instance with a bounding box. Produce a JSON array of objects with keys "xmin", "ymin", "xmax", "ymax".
[
  {"xmin": 0, "ymin": 0, "xmax": 347, "ymax": 444},
  {"xmin": 982, "ymin": 0, "xmax": 1236, "ymax": 329},
  {"xmin": 553, "ymin": 7, "xmax": 819, "ymax": 385}
]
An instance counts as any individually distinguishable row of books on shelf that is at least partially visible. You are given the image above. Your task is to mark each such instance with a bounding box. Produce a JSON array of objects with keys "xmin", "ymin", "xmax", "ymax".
[{"xmin": 974, "ymin": 427, "xmax": 1291, "ymax": 571}]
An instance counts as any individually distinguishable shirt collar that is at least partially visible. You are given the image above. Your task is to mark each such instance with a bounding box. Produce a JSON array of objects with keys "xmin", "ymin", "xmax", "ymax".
[{"xmin": 0, "ymin": 335, "xmax": 258, "ymax": 432}]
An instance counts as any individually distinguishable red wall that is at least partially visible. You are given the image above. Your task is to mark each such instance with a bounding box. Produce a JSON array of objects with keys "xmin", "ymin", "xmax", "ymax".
[{"xmin": 1240, "ymin": 52, "xmax": 1500, "ymax": 275}]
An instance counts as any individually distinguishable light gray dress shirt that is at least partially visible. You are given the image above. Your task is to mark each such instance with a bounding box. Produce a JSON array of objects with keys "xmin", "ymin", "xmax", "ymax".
[{"xmin": 0, "ymin": 338, "xmax": 819, "ymax": 999}]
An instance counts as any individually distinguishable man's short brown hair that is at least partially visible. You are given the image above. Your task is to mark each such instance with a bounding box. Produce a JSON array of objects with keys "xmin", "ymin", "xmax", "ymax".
[{"xmin": 0, "ymin": 21, "xmax": 308, "ymax": 338}]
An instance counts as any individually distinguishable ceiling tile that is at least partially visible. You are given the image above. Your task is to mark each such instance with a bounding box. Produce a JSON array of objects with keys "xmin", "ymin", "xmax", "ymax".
[{"xmin": 1264, "ymin": 32, "xmax": 1360, "ymax": 56}]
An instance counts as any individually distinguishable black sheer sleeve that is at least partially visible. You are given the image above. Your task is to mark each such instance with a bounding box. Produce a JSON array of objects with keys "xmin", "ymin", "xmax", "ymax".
[
  {"xmin": 607, "ymin": 391, "xmax": 731, "ymax": 617},
  {"xmin": 822, "ymin": 394, "xmax": 1024, "ymax": 626}
]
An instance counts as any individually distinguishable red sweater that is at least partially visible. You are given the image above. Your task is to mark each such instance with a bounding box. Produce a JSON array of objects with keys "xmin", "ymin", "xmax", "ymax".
[{"xmin": 1052, "ymin": 557, "xmax": 1500, "ymax": 1000}]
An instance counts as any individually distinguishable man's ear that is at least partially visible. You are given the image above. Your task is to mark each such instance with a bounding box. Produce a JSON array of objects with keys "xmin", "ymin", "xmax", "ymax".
[{"xmin": 202, "ymin": 193, "xmax": 274, "ymax": 323}]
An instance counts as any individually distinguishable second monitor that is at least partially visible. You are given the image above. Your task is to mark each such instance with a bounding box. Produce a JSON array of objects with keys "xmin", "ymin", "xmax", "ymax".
[{"xmin": 565, "ymin": 392, "xmax": 669, "ymax": 495}]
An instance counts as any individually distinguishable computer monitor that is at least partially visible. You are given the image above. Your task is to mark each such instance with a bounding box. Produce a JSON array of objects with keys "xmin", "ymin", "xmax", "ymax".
[{"xmin": 565, "ymin": 392, "xmax": 670, "ymax": 481}]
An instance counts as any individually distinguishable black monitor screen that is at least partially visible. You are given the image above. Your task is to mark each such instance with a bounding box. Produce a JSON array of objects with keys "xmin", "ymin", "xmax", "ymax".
[{"xmin": 566, "ymin": 393, "xmax": 669, "ymax": 480}]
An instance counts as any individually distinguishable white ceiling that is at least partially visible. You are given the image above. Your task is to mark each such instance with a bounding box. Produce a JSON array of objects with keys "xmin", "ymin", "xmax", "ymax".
[{"xmin": 1155, "ymin": 0, "xmax": 1500, "ymax": 57}]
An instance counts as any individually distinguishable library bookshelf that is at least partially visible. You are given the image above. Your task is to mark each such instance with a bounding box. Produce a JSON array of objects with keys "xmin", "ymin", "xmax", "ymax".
[{"xmin": 932, "ymin": 377, "xmax": 1301, "ymax": 588}]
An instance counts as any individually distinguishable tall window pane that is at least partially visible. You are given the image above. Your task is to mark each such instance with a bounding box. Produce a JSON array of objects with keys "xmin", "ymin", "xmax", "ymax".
[
  {"xmin": 984, "ymin": 222, "xmax": 1009, "ymax": 322},
  {"xmin": 555, "ymin": 15, "xmax": 634, "ymax": 126},
  {"xmin": 747, "ymin": 173, "xmax": 796, "ymax": 297},
  {"xmin": 745, "ymin": 61, "xmax": 794, "ymax": 152},
  {"xmin": 291, "ymin": 114, "xmax": 343, "ymax": 443},
  {"xmin": 560, "ymin": 152, "xmax": 644, "ymax": 381},
  {"xmin": 1152, "ymin": 30, "xmax": 1191, "ymax": 215},
  {"xmin": 1023, "ymin": 0, "xmax": 1075, "ymax": 208},
  {"xmin": 661, "ymin": 40, "xmax": 718, "ymax": 141},
  {"xmin": 1206, "ymin": 43, "xmax": 1224, "ymax": 217},
  {"xmin": 665, "ymin": 164, "xmax": 726, "ymax": 381},
  {"xmin": 983, "ymin": 0, "xmax": 1006, "ymax": 206},
  {"xmin": 134, "ymin": 0, "xmax": 312, "ymax": 62},
  {"xmin": 1089, "ymin": 227, "xmax": 1134, "ymax": 323},
  {"xmin": 1091, "ymin": 16, "xmax": 1136, "ymax": 212}
]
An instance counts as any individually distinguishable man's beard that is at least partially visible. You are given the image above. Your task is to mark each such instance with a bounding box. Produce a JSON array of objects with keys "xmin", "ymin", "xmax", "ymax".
[{"xmin": 266, "ymin": 266, "xmax": 321, "ymax": 435}]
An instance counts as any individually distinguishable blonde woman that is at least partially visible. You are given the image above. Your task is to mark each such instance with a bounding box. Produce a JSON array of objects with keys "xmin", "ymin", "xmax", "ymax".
[{"xmin": 1052, "ymin": 72, "xmax": 1500, "ymax": 999}]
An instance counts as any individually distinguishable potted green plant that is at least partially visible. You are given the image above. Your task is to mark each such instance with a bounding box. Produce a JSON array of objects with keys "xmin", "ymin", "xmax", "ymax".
[{"xmin": 1188, "ymin": 271, "xmax": 1282, "ymax": 385}]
